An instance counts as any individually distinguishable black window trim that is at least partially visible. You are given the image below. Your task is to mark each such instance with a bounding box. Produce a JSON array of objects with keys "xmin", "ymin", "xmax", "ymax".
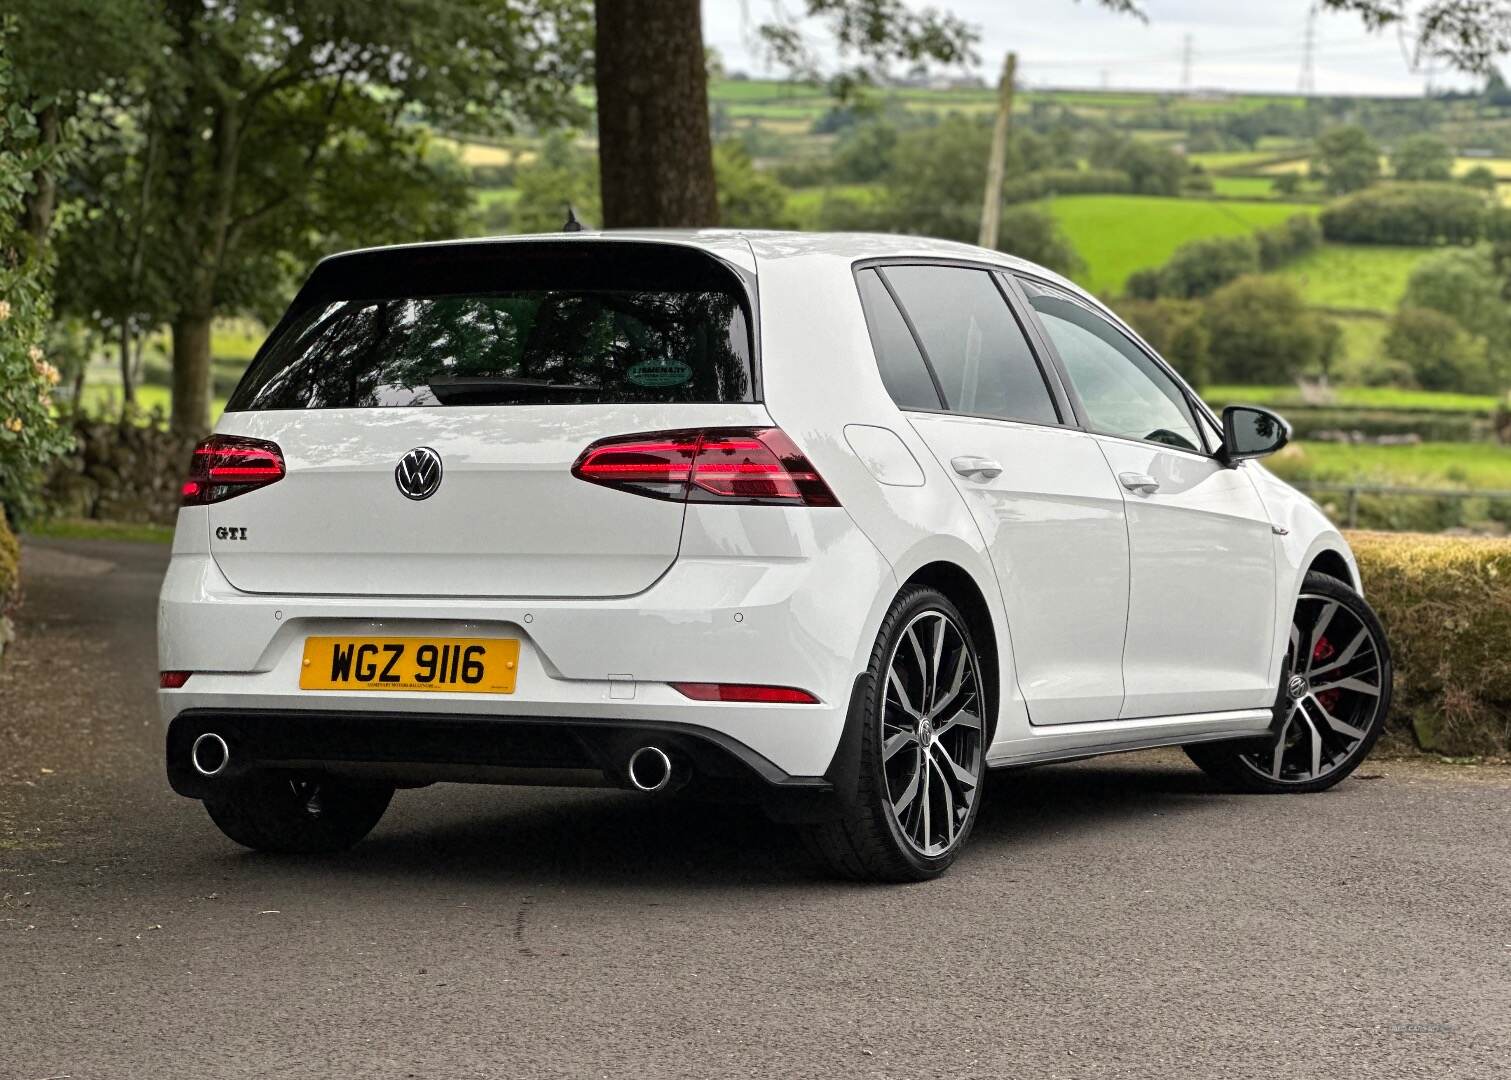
[
  {"xmin": 1011, "ymin": 270, "xmax": 1224, "ymax": 461},
  {"xmin": 851, "ymin": 256, "xmax": 1076, "ymax": 432}
]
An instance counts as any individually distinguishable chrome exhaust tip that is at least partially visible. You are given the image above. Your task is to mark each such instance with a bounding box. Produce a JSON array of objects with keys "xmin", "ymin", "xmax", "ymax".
[
  {"xmin": 191, "ymin": 732, "xmax": 231, "ymax": 778},
  {"xmin": 626, "ymin": 745, "xmax": 673, "ymax": 793}
]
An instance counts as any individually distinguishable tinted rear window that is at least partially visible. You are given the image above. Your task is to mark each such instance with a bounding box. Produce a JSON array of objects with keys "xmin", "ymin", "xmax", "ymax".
[{"xmin": 228, "ymin": 243, "xmax": 755, "ymax": 410}]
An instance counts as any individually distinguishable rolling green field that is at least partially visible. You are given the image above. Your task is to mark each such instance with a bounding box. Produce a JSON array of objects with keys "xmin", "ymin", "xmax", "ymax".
[
  {"xmin": 1203, "ymin": 384, "xmax": 1502, "ymax": 412},
  {"xmin": 1273, "ymin": 244, "xmax": 1431, "ymax": 313},
  {"xmin": 1265, "ymin": 441, "xmax": 1511, "ymax": 490},
  {"xmin": 1040, "ymin": 195, "xmax": 1317, "ymax": 294}
]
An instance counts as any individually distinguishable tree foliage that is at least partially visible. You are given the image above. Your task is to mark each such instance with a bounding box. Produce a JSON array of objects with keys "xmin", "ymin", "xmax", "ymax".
[
  {"xmin": 1311, "ymin": 125, "xmax": 1382, "ymax": 194},
  {"xmin": 1391, "ymin": 134, "xmax": 1454, "ymax": 180},
  {"xmin": 1385, "ymin": 306, "xmax": 1489, "ymax": 391},
  {"xmin": 1200, "ymin": 276, "xmax": 1338, "ymax": 384},
  {"xmin": 1320, "ymin": 182, "xmax": 1492, "ymax": 244}
]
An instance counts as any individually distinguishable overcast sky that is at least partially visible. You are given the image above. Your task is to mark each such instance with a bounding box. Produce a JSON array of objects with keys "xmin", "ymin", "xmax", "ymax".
[{"xmin": 702, "ymin": 1, "xmax": 1481, "ymax": 97}]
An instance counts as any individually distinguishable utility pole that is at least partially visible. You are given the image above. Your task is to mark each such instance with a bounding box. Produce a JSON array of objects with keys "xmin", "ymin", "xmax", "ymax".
[
  {"xmin": 978, "ymin": 52, "xmax": 1017, "ymax": 251},
  {"xmin": 1299, "ymin": 4, "xmax": 1317, "ymax": 95},
  {"xmin": 1180, "ymin": 33, "xmax": 1194, "ymax": 94}
]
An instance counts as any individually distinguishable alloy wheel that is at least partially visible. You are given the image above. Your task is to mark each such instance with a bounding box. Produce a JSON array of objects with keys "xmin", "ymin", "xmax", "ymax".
[
  {"xmin": 1240, "ymin": 592, "xmax": 1385, "ymax": 785},
  {"xmin": 881, "ymin": 610, "xmax": 985, "ymax": 857}
]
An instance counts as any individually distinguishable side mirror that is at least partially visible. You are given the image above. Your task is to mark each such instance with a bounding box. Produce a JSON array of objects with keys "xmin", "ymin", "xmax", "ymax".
[{"xmin": 1221, "ymin": 405, "xmax": 1291, "ymax": 465}]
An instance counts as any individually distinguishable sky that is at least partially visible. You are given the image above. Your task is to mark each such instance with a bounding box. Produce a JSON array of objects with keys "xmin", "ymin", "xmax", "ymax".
[{"xmin": 702, "ymin": 1, "xmax": 1482, "ymax": 97}]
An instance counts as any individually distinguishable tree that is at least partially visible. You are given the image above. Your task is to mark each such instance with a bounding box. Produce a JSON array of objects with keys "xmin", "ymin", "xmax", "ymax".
[
  {"xmin": 1272, "ymin": 173, "xmax": 1302, "ymax": 196},
  {"xmin": 1116, "ymin": 298, "xmax": 1211, "ymax": 386},
  {"xmin": 1391, "ymin": 134, "xmax": 1454, "ymax": 180},
  {"xmin": 75, "ymin": 2, "xmax": 593, "ymax": 437},
  {"xmin": 714, "ymin": 143, "xmax": 796, "ymax": 229},
  {"xmin": 1462, "ymin": 164, "xmax": 1499, "ymax": 192},
  {"xmin": 595, "ymin": 0, "xmax": 718, "ymax": 228},
  {"xmin": 1385, "ymin": 307, "xmax": 1489, "ymax": 391},
  {"xmin": 1321, "ymin": 1, "xmax": 1511, "ymax": 76},
  {"xmin": 1200, "ymin": 276, "xmax": 1336, "ymax": 384},
  {"xmin": 510, "ymin": 132, "xmax": 602, "ymax": 234},
  {"xmin": 1401, "ymin": 245, "xmax": 1511, "ymax": 386},
  {"xmin": 1158, "ymin": 235, "xmax": 1261, "ymax": 299},
  {"xmin": 1311, "ymin": 125, "xmax": 1381, "ymax": 194},
  {"xmin": 1114, "ymin": 140, "xmax": 1186, "ymax": 196}
]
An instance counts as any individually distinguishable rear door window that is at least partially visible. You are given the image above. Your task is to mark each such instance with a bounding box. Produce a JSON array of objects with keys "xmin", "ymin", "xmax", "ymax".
[
  {"xmin": 883, "ymin": 265, "xmax": 1061, "ymax": 426},
  {"xmin": 229, "ymin": 243, "xmax": 755, "ymax": 410}
]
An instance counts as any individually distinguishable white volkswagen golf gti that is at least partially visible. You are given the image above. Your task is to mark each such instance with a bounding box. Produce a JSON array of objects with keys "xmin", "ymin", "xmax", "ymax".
[{"xmin": 158, "ymin": 231, "xmax": 1392, "ymax": 881}]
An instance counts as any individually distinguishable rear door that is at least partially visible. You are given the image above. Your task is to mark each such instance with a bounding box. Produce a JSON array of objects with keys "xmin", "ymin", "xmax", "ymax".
[
  {"xmin": 860, "ymin": 264, "xmax": 1131, "ymax": 726},
  {"xmin": 1017, "ymin": 278, "xmax": 1278, "ymax": 718},
  {"xmin": 207, "ymin": 241, "xmax": 766, "ymax": 598}
]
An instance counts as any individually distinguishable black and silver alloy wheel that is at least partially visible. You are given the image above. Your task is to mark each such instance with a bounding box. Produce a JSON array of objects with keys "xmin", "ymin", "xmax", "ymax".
[
  {"xmin": 805, "ymin": 585, "xmax": 990, "ymax": 882},
  {"xmin": 881, "ymin": 610, "xmax": 985, "ymax": 857},
  {"xmin": 1186, "ymin": 570, "xmax": 1392, "ymax": 795}
]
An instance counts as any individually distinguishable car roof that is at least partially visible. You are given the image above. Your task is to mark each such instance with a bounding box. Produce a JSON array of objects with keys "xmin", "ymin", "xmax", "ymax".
[{"xmin": 318, "ymin": 229, "xmax": 1090, "ymax": 304}]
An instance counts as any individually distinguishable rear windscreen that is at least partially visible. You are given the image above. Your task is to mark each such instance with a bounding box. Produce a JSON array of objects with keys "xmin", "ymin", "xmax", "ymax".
[{"xmin": 227, "ymin": 243, "xmax": 755, "ymax": 410}]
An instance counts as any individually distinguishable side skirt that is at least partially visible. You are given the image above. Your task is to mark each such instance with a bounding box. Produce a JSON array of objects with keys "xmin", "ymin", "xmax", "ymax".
[{"xmin": 986, "ymin": 708, "xmax": 1273, "ymax": 769}]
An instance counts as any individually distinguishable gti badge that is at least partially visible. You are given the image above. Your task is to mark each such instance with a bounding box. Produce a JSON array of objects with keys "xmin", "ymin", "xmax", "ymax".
[{"xmin": 395, "ymin": 446, "xmax": 443, "ymax": 501}]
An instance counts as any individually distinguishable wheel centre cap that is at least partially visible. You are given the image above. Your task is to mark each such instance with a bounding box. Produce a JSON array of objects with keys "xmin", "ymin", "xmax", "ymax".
[
  {"xmin": 1287, "ymin": 674, "xmax": 1309, "ymax": 701},
  {"xmin": 919, "ymin": 718, "xmax": 934, "ymax": 748}
]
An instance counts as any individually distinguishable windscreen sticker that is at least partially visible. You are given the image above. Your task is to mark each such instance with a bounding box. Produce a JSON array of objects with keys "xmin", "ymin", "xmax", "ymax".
[{"xmin": 626, "ymin": 359, "xmax": 693, "ymax": 388}]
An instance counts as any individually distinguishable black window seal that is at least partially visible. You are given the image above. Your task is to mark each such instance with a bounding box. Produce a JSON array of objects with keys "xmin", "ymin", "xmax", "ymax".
[{"xmin": 854, "ymin": 257, "xmax": 1072, "ymax": 431}]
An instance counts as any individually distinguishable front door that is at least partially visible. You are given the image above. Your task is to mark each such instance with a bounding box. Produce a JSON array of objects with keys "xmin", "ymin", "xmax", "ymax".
[{"xmin": 1018, "ymin": 279, "xmax": 1278, "ymax": 718}]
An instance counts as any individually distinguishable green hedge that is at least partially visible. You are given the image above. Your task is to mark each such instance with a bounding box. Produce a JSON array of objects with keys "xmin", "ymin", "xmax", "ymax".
[
  {"xmin": 1349, "ymin": 531, "xmax": 1511, "ymax": 756},
  {"xmin": 1319, "ymin": 183, "xmax": 1491, "ymax": 245}
]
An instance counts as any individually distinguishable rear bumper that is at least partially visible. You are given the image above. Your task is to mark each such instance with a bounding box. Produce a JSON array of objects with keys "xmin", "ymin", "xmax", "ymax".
[
  {"xmin": 167, "ymin": 708, "xmax": 837, "ymax": 814},
  {"xmin": 157, "ymin": 505, "xmax": 896, "ymax": 779}
]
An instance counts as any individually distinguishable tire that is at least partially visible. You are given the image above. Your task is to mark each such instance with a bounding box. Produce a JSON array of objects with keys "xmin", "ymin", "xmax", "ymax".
[
  {"xmin": 204, "ymin": 774, "xmax": 394, "ymax": 854},
  {"xmin": 1185, "ymin": 571, "xmax": 1392, "ymax": 794},
  {"xmin": 805, "ymin": 585, "xmax": 989, "ymax": 882}
]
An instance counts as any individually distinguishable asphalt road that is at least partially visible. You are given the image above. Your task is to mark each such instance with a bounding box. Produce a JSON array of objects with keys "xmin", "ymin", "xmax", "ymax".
[{"xmin": 2, "ymin": 538, "xmax": 1509, "ymax": 1080}]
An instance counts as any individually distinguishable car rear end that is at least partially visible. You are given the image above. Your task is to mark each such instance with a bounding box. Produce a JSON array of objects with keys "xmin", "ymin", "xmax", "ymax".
[{"xmin": 158, "ymin": 237, "xmax": 894, "ymax": 814}]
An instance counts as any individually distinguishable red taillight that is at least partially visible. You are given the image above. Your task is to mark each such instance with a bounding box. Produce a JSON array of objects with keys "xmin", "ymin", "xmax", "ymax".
[
  {"xmin": 159, "ymin": 671, "xmax": 192, "ymax": 689},
  {"xmin": 181, "ymin": 435, "xmax": 285, "ymax": 506},
  {"xmin": 572, "ymin": 428, "xmax": 838, "ymax": 506},
  {"xmin": 670, "ymin": 682, "xmax": 820, "ymax": 704}
]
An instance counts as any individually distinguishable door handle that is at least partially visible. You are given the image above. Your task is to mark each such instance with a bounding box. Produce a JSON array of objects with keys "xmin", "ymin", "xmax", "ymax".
[
  {"xmin": 951, "ymin": 456, "xmax": 1003, "ymax": 480},
  {"xmin": 1119, "ymin": 471, "xmax": 1160, "ymax": 495}
]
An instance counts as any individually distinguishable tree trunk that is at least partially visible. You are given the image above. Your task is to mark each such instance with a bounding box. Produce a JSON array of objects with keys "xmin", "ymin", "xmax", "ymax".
[
  {"xmin": 22, "ymin": 104, "xmax": 60, "ymax": 245},
  {"xmin": 171, "ymin": 314, "xmax": 213, "ymax": 438},
  {"xmin": 119, "ymin": 322, "xmax": 137, "ymax": 416},
  {"xmin": 595, "ymin": 0, "xmax": 719, "ymax": 228}
]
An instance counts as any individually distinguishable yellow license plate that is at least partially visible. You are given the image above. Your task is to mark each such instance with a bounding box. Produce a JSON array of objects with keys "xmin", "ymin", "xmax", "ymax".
[{"xmin": 299, "ymin": 636, "xmax": 520, "ymax": 694}]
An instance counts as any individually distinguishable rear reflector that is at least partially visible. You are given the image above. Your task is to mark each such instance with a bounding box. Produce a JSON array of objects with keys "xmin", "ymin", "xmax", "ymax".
[
  {"xmin": 572, "ymin": 428, "xmax": 839, "ymax": 506},
  {"xmin": 159, "ymin": 671, "xmax": 192, "ymax": 689},
  {"xmin": 182, "ymin": 434, "xmax": 285, "ymax": 506},
  {"xmin": 671, "ymin": 682, "xmax": 819, "ymax": 704}
]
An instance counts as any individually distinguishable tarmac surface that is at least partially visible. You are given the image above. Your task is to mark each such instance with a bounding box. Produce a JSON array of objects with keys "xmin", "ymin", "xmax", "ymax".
[{"xmin": 2, "ymin": 537, "xmax": 1508, "ymax": 1079}]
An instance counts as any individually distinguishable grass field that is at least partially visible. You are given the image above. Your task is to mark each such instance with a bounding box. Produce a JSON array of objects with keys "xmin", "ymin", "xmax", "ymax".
[
  {"xmin": 1265, "ymin": 441, "xmax": 1511, "ymax": 491},
  {"xmin": 1203, "ymin": 384, "xmax": 1502, "ymax": 412},
  {"xmin": 1274, "ymin": 244, "xmax": 1431, "ymax": 313},
  {"xmin": 1039, "ymin": 194, "xmax": 1317, "ymax": 294},
  {"xmin": 1208, "ymin": 176, "xmax": 1290, "ymax": 198}
]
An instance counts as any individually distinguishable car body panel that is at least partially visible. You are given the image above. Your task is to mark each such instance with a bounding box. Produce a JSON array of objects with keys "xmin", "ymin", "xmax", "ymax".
[{"xmin": 159, "ymin": 229, "xmax": 1359, "ymax": 793}]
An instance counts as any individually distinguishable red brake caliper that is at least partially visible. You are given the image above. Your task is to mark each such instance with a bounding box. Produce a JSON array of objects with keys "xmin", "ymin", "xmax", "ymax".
[{"xmin": 1311, "ymin": 635, "xmax": 1341, "ymax": 712}]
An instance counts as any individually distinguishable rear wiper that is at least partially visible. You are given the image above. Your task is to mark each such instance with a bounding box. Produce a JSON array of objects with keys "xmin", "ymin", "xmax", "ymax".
[{"xmin": 424, "ymin": 376, "xmax": 600, "ymax": 403}]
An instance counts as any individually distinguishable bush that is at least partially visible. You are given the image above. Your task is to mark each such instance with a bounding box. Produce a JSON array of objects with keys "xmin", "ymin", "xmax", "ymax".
[
  {"xmin": 1200, "ymin": 275, "xmax": 1335, "ymax": 383},
  {"xmin": 1000, "ymin": 167, "xmax": 1130, "ymax": 204},
  {"xmin": 0, "ymin": 513, "xmax": 17, "ymax": 606},
  {"xmin": 1384, "ymin": 307, "xmax": 1490, "ymax": 392},
  {"xmin": 1390, "ymin": 134, "xmax": 1453, "ymax": 182},
  {"xmin": 1158, "ymin": 234, "xmax": 1260, "ymax": 299},
  {"xmin": 1348, "ymin": 531, "xmax": 1511, "ymax": 755},
  {"xmin": 1115, "ymin": 297, "xmax": 1211, "ymax": 386},
  {"xmin": 1319, "ymin": 182, "xmax": 1491, "ymax": 245},
  {"xmin": 1255, "ymin": 213, "xmax": 1322, "ymax": 270}
]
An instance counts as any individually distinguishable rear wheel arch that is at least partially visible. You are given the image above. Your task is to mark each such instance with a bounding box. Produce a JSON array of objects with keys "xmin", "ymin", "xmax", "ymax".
[{"xmin": 899, "ymin": 561, "xmax": 1000, "ymax": 743}]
